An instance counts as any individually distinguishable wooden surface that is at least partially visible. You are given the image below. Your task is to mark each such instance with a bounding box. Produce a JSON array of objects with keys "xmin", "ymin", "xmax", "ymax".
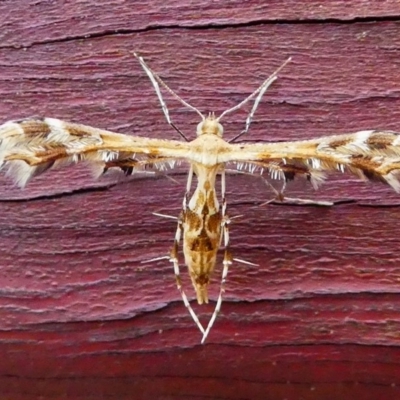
[{"xmin": 1, "ymin": 1, "xmax": 400, "ymax": 399}]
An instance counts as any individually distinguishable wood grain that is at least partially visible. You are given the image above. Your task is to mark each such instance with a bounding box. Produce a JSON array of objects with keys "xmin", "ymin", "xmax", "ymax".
[{"xmin": 1, "ymin": 1, "xmax": 400, "ymax": 399}]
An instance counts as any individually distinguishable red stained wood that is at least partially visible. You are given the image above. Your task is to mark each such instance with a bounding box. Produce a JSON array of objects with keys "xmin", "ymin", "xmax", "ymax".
[{"xmin": 1, "ymin": 1, "xmax": 400, "ymax": 399}]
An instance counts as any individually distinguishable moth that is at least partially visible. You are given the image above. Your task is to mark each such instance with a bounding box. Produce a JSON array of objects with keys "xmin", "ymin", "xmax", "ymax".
[{"xmin": 1, "ymin": 54, "xmax": 400, "ymax": 343}]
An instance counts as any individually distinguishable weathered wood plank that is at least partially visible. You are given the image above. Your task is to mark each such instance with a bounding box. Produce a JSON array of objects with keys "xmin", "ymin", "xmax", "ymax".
[
  {"xmin": 2, "ymin": 0, "xmax": 400, "ymax": 47},
  {"xmin": 1, "ymin": 1, "xmax": 400, "ymax": 399}
]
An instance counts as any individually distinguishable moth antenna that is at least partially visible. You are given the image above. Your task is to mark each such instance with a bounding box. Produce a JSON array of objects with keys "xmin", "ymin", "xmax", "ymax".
[
  {"xmin": 133, "ymin": 52, "xmax": 190, "ymax": 141},
  {"xmin": 218, "ymin": 57, "xmax": 291, "ymax": 122},
  {"xmin": 218, "ymin": 57, "xmax": 291, "ymax": 143},
  {"xmin": 240, "ymin": 57, "xmax": 291, "ymax": 137},
  {"xmin": 133, "ymin": 52, "xmax": 205, "ymax": 137}
]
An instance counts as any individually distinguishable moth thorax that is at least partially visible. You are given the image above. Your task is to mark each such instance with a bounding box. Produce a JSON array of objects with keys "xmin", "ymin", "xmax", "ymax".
[{"xmin": 196, "ymin": 117, "xmax": 224, "ymax": 137}]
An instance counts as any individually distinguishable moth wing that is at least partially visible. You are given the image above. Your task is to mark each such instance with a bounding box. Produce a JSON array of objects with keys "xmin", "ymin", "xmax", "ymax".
[
  {"xmin": 224, "ymin": 130, "xmax": 400, "ymax": 192},
  {"xmin": 0, "ymin": 118, "xmax": 191, "ymax": 186}
]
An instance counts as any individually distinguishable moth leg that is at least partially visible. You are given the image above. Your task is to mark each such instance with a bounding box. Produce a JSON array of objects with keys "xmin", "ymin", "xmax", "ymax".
[
  {"xmin": 170, "ymin": 214, "xmax": 205, "ymax": 335},
  {"xmin": 170, "ymin": 165, "xmax": 205, "ymax": 335},
  {"xmin": 201, "ymin": 212, "xmax": 232, "ymax": 344},
  {"xmin": 228, "ymin": 169, "xmax": 332, "ymax": 206},
  {"xmin": 201, "ymin": 169, "xmax": 231, "ymax": 343},
  {"xmin": 260, "ymin": 178, "xmax": 333, "ymax": 206},
  {"xmin": 184, "ymin": 166, "xmax": 194, "ymax": 211},
  {"xmin": 258, "ymin": 178, "xmax": 286, "ymax": 206},
  {"xmin": 225, "ymin": 167, "xmax": 333, "ymax": 206}
]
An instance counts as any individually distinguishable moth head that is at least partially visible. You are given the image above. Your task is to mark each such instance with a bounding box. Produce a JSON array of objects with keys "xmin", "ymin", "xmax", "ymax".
[{"xmin": 196, "ymin": 112, "xmax": 224, "ymax": 137}]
